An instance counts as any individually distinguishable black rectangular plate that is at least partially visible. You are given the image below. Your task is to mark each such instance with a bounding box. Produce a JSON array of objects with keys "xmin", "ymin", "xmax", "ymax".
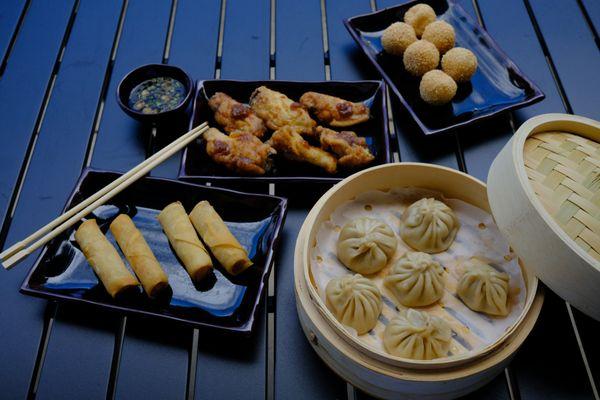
[
  {"xmin": 178, "ymin": 79, "xmax": 391, "ymax": 183},
  {"xmin": 344, "ymin": 0, "xmax": 545, "ymax": 135},
  {"xmin": 21, "ymin": 169, "xmax": 287, "ymax": 334}
]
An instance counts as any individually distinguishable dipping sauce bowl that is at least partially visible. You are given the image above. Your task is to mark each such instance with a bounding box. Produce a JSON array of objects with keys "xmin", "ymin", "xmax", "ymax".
[{"xmin": 117, "ymin": 63, "xmax": 193, "ymax": 124}]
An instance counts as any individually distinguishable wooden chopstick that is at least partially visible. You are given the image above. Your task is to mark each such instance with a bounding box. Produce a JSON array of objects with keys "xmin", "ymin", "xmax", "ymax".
[{"xmin": 2, "ymin": 122, "xmax": 209, "ymax": 270}]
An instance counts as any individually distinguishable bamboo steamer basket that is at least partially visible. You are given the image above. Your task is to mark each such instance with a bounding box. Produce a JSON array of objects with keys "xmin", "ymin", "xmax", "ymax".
[
  {"xmin": 300, "ymin": 163, "xmax": 540, "ymax": 370},
  {"xmin": 488, "ymin": 113, "xmax": 600, "ymax": 321},
  {"xmin": 294, "ymin": 163, "xmax": 544, "ymax": 399},
  {"xmin": 295, "ymin": 226, "xmax": 544, "ymax": 400}
]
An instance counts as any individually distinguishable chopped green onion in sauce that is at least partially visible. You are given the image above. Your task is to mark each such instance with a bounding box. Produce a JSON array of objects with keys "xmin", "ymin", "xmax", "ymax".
[{"xmin": 128, "ymin": 77, "xmax": 186, "ymax": 114}]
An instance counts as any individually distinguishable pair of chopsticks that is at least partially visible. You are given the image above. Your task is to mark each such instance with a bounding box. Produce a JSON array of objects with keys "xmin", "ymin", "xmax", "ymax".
[{"xmin": 1, "ymin": 122, "xmax": 210, "ymax": 270}]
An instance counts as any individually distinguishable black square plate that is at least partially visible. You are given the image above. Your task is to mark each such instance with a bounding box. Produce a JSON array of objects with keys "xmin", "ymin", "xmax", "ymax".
[
  {"xmin": 178, "ymin": 79, "xmax": 390, "ymax": 183},
  {"xmin": 21, "ymin": 169, "xmax": 287, "ymax": 334},
  {"xmin": 344, "ymin": 0, "xmax": 545, "ymax": 135}
]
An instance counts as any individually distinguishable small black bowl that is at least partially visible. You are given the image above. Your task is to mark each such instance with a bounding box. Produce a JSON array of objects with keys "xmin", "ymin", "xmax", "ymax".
[{"xmin": 117, "ymin": 63, "xmax": 194, "ymax": 124}]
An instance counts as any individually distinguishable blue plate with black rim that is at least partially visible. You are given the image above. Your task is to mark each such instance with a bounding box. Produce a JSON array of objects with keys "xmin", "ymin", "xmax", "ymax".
[
  {"xmin": 344, "ymin": 0, "xmax": 544, "ymax": 135},
  {"xmin": 21, "ymin": 169, "xmax": 287, "ymax": 335},
  {"xmin": 179, "ymin": 79, "xmax": 391, "ymax": 183}
]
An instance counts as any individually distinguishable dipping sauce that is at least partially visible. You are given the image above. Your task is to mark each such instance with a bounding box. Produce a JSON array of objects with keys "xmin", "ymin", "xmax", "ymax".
[{"xmin": 128, "ymin": 77, "xmax": 186, "ymax": 114}]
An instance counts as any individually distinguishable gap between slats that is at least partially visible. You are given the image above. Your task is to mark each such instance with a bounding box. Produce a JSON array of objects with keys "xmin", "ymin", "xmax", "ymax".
[
  {"xmin": 214, "ymin": 0, "xmax": 226, "ymax": 79},
  {"xmin": 267, "ymin": 2, "xmax": 277, "ymax": 399},
  {"xmin": 0, "ymin": 0, "xmax": 31, "ymax": 77},
  {"xmin": 575, "ymin": 0, "xmax": 600, "ymax": 50}
]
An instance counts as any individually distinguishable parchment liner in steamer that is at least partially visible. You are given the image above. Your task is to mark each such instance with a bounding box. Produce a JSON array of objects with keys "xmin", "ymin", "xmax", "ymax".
[{"xmin": 309, "ymin": 187, "xmax": 527, "ymax": 359}]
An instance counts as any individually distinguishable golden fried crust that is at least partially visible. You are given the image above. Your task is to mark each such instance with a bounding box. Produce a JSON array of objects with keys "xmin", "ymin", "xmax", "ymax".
[
  {"xmin": 317, "ymin": 126, "xmax": 374, "ymax": 168},
  {"xmin": 267, "ymin": 126, "xmax": 337, "ymax": 174},
  {"xmin": 300, "ymin": 92, "xmax": 370, "ymax": 127},
  {"xmin": 204, "ymin": 128, "xmax": 275, "ymax": 175},
  {"xmin": 208, "ymin": 92, "xmax": 266, "ymax": 138},
  {"xmin": 249, "ymin": 86, "xmax": 316, "ymax": 135}
]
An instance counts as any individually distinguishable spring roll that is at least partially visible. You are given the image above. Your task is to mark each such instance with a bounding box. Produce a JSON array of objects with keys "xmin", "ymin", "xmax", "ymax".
[
  {"xmin": 158, "ymin": 202, "xmax": 213, "ymax": 282},
  {"xmin": 189, "ymin": 200, "xmax": 253, "ymax": 275},
  {"xmin": 110, "ymin": 214, "xmax": 169, "ymax": 298},
  {"xmin": 75, "ymin": 219, "xmax": 139, "ymax": 298}
]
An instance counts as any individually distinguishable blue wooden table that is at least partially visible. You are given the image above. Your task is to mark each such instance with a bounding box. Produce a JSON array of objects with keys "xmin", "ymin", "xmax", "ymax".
[{"xmin": 0, "ymin": 0, "xmax": 599, "ymax": 399}]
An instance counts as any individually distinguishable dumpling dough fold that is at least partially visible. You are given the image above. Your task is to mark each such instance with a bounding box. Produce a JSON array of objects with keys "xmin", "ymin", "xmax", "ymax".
[
  {"xmin": 400, "ymin": 198, "xmax": 459, "ymax": 253},
  {"xmin": 326, "ymin": 274, "xmax": 382, "ymax": 335},
  {"xmin": 337, "ymin": 217, "xmax": 397, "ymax": 274},
  {"xmin": 383, "ymin": 308, "xmax": 451, "ymax": 360}
]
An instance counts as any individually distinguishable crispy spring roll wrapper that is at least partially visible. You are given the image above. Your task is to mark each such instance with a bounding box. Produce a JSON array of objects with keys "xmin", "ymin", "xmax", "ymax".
[
  {"xmin": 75, "ymin": 219, "xmax": 139, "ymax": 298},
  {"xmin": 189, "ymin": 200, "xmax": 253, "ymax": 276},
  {"xmin": 109, "ymin": 214, "xmax": 169, "ymax": 298},
  {"xmin": 158, "ymin": 202, "xmax": 213, "ymax": 282}
]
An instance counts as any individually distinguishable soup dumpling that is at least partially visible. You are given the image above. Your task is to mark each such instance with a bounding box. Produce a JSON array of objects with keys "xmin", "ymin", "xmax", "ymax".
[
  {"xmin": 400, "ymin": 198, "xmax": 459, "ymax": 253},
  {"xmin": 384, "ymin": 252, "xmax": 445, "ymax": 307},
  {"xmin": 457, "ymin": 258, "xmax": 510, "ymax": 316},
  {"xmin": 383, "ymin": 308, "xmax": 451, "ymax": 360},
  {"xmin": 337, "ymin": 217, "xmax": 398, "ymax": 274},
  {"xmin": 326, "ymin": 274, "xmax": 382, "ymax": 335}
]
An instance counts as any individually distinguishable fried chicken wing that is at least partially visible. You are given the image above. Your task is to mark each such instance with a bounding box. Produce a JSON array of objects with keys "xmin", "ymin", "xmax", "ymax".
[
  {"xmin": 204, "ymin": 128, "xmax": 275, "ymax": 175},
  {"xmin": 249, "ymin": 86, "xmax": 316, "ymax": 135},
  {"xmin": 317, "ymin": 126, "xmax": 374, "ymax": 168},
  {"xmin": 208, "ymin": 92, "xmax": 266, "ymax": 138},
  {"xmin": 300, "ymin": 92, "xmax": 370, "ymax": 127},
  {"xmin": 268, "ymin": 126, "xmax": 337, "ymax": 174}
]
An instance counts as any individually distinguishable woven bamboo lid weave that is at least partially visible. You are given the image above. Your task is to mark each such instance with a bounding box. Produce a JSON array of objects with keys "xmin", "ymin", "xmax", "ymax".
[{"xmin": 524, "ymin": 131, "xmax": 600, "ymax": 262}]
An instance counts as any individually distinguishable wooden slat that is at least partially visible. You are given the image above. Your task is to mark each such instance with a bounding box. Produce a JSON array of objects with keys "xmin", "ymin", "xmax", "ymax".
[
  {"xmin": 570, "ymin": 306, "xmax": 600, "ymax": 396},
  {"xmin": 0, "ymin": 0, "xmax": 75, "ymax": 238},
  {"xmin": 326, "ymin": 0, "xmax": 375, "ymax": 81},
  {"xmin": 388, "ymin": 95, "xmax": 462, "ymax": 168},
  {"xmin": 512, "ymin": 291, "xmax": 595, "ymax": 399},
  {"xmin": 528, "ymin": 0, "xmax": 600, "ymax": 119},
  {"xmin": 0, "ymin": 1, "xmax": 77, "ymax": 397},
  {"xmin": 116, "ymin": 318, "xmax": 191, "ymax": 400},
  {"xmin": 275, "ymin": 0, "xmax": 325, "ymax": 80},
  {"xmin": 219, "ymin": 0, "xmax": 270, "ymax": 80},
  {"xmin": 37, "ymin": 306, "xmax": 120, "ymax": 400},
  {"xmin": 0, "ymin": 0, "xmax": 27, "ymax": 72},
  {"xmin": 190, "ymin": 1, "xmax": 269, "ymax": 399},
  {"xmin": 580, "ymin": 0, "xmax": 600, "ymax": 36},
  {"xmin": 0, "ymin": 2, "xmax": 125, "ymax": 399},
  {"xmin": 275, "ymin": 209, "xmax": 347, "ymax": 399},
  {"xmin": 150, "ymin": 0, "xmax": 221, "ymax": 179},
  {"xmin": 460, "ymin": 0, "xmax": 568, "ymax": 182}
]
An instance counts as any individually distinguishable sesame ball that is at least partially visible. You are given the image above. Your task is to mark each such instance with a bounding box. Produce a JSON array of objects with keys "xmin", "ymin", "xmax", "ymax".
[
  {"xmin": 404, "ymin": 4, "xmax": 436, "ymax": 37},
  {"xmin": 422, "ymin": 20, "xmax": 455, "ymax": 54},
  {"xmin": 442, "ymin": 47, "xmax": 478, "ymax": 82},
  {"xmin": 403, "ymin": 40, "xmax": 440, "ymax": 77},
  {"xmin": 382, "ymin": 22, "xmax": 417, "ymax": 56},
  {"xmin": 419, "ymin": 70, "xmax": 457, "ymax": 105}
]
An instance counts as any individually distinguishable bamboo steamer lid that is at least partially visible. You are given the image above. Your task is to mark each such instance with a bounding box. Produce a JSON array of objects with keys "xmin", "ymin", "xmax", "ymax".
[
  {"xmin": 294, "ymin": 185, "xmax": 544, "ymax": 399},
  {"xmin": 525, "ymin": 131, "xmax": 600, "ymax": 260},
  {"xmin": 299, "ymin": 163, "xmax": 541, "ymax": 371},
  {"xmin": 488, "ymin": 113, "xmax": 600, "ymax": 321}
]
